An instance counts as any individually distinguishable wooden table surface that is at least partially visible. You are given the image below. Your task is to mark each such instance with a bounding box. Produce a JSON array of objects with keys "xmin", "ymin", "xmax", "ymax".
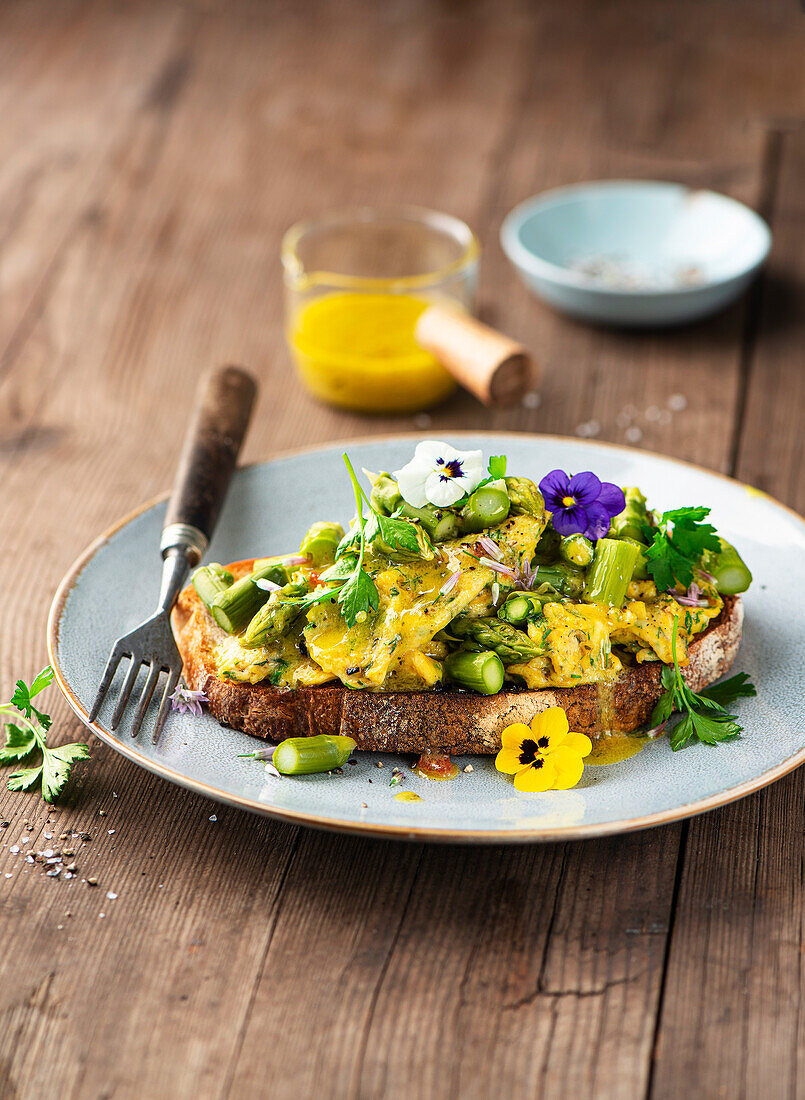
[{"xmin": 1, "ymin": 2, "xmax": 803, "ymax": 1097}]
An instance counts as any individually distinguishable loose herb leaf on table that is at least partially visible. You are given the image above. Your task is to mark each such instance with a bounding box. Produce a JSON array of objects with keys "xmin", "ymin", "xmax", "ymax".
[
  {"xmin": 643, "ymin": 506, "xmax": 721, "ymax": 590},
  {"xmin": 0, "ymin": 665, "xmax": 90, "ymax": 802},
  {"xmin": 649, "ymin": 618, "xmax": 755, "ymax": 751}
]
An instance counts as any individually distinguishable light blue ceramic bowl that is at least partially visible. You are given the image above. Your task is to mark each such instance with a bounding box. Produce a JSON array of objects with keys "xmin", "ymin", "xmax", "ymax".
[{"xmin": 500, "ymin": 181, "xmax": 771, "ymax": 327}]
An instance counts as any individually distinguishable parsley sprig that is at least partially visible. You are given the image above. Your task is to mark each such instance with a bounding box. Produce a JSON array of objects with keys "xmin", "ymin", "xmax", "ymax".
[
  {"xmin": 650, "ymin": 617, "xmax": 756, "ymax": 751},
  {"xmin": 300, "ymin": 454, "xmax": 414, "ymax": 628},
  {"xmin": 643, "ymin": 506, "xmax": 721, "ymax": 591},
  {"xmin": 0, "ymin": 666, "xmax": 90, "ymax": 801}
]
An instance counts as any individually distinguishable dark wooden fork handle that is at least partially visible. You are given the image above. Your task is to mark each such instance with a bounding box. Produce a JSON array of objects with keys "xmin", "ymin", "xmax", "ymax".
[{"xmin": 161, "ymin": 364, "xmax": 257, "ymax": 562}]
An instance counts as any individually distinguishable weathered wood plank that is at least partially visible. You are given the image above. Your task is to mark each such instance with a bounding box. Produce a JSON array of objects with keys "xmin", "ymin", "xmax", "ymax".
[
  {"xmin": 0, "ymin": 2, "xmax": 801, "ymax": 1099},
  {"xmin": 648, "ymin": 127, "xmax": 805, "ymax": 1100},
  {"xmin": 222, "ymin": 3, "xmax": 792, "ymax": 1097}
]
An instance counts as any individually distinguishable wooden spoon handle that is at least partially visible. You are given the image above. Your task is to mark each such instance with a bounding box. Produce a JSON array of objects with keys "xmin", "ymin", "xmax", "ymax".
[{"xmin": 161, "ymin": 364, "xmax": 257, "ymax": 563}]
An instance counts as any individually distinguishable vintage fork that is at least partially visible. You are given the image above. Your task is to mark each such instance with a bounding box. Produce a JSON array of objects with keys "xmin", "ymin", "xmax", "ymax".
[{"xmin": 88, "ymin": 364, "xmax": 256, "ymax": 743}]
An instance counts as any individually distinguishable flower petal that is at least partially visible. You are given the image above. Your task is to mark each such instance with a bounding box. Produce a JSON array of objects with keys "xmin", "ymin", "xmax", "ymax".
[
  {"xmin": 538, "ymin": 469, "xmax": 570, "ymax": 511},
  {"xmin": 582, "ymin": 500, "xmax": 612, "ymax": 540},
  {"xmin": 551, "ymin": 505, "xmax": 589, "ymax": 537},
  {"xmin": 597, "ymin": 481, "xmax": 626, "ymax": 517},
  {"xmin": 425, "ymin": 471, "xmax": 467, "ymax": 507},
  {"xmin": 560, "ymin": 732, "xmax": 593, "ymax": 758},
  {"xmin": 500, "ymin": 722, "xmax": 532, "ymax": 750},
  {"xmin": 567, "ymin": 470, "xmax": 602, "ymax": 506},
  {"xmin": 549, "ymin": 746, "xmax": 586, "ymax": 789},
  {"xmin": 394, "ymin": 456, "xmax": 433, "ymax": 507},
  {"xmin": 529, "ymin": 707, "xmax": 569, "ymax": 752},
  {"xmin": 514, "ymin": 759, "xmax": 558, "ymax": 792},
  {"xmin": 414, "ymin": 440, "xmax": 453, "ymax": 464},
  {"xmin": 495, "ymin": 747, "xmax": 526, "ymax": 775}
]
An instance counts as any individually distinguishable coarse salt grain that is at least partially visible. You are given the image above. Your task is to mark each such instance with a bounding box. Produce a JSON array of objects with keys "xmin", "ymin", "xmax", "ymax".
[
  {"xmin": 107, "ymin": 829, "xmax": 115, "ymax": 835},
  {"xmin": 4, "ymin": 873, "xmax": 12, "ymax": 879},
  {"xmin": 9, "ymin": 846, "xmax": 19, "ymax": 854},
  {"xmin": 21, "ymin": 837, "xmax": 31, "ymax": 844},
  {"xmin": 209, "ymin": 815, "xmax": 217, "ymax": 822},
  {"xmin": 106, "ymin": 892, "xmax": 118, "ymax": 900}
]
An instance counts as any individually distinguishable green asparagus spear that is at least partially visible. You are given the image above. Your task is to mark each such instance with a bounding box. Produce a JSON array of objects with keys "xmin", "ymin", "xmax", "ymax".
[
  {"xmin": 444, "ymin": 650, "xmax": 505, "ymax": 694},
  {"xmin": 209, "ymin": 560, "xmax": 291, "ymax": 634},
  {"xmin": 399, "ymin": 501, "xmax": 461, "ymax": 542},
  {"xmin": 531, "ymin": 563, "xmax": 586, "ymax": 598},
  {"xmin": 534, "ymin": 526, "xmax": 561, "ymax": 563},
  {"xmin": 448, "ymin": 616, "xmax": 547, "ymax": 664},
  {"xmin": 498, "ymin": 592, "xmax": 549, "ymax": 625},
  {"xmin": 273, "ymin": 735, "xmax": 357, "ymax": 775},
  {"xmin": 192, "ymin": 564, "xmax": 234, "ymax": 610},
  {"xmin": 583, "ymin": 538, "xmax": 640, "ymax": 607},
  {"xmin": 368, "ymin": 472, "xmax": 403, "ymax": 516},
  {"xmin": 619, "ymin": 536, "xmax": 648, "ymax": 580},
  {"xmin": 241, "ymin": 581, "xmax": 308, "ymax": 648},
  {"xmin": 299, "ymin": 521, "xmax": 345, "ymax": 566},
  {"xmin": 504, "ymin": 477, "xmax": 546, "ymax": 523},
  {"xmin": 559, "ymin": 534, "xmax": 595, "ymax": 567},
  {"xmin": 610, "ymin": 486, "xmax": 650, "ymax": 543},
  {"xmin": 701, "ymin": 538, "xmax": 752, "ymax": 594},
  {"xmin": 460, "ymin": 481, "xmax": 511, "ymax": 533}
]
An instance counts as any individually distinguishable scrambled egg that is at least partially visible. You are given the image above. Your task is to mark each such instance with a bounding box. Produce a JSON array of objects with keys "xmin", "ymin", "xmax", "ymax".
[
  {"xmin": 508, "ymin": 592, "xmax": 722, "ymax": 690},
  {"xmin": 210, "ymin": 525, "xmax": 723, "ymax": 693},
  {"xmin": 303, "ymin": 514, "xmax": 542, "ymax": 690}
]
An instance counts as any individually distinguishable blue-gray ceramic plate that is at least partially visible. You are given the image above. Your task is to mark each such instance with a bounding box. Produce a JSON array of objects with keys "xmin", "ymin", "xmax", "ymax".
[{"xmin": 48, "ymin": 435, "xmax": 805, "ymax": 843}]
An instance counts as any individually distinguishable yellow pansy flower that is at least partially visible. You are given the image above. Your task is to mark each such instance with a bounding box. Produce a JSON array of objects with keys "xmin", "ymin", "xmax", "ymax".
[{"xmin": 495, "ymin": 707, "xmax": 592, "ymax": 793}]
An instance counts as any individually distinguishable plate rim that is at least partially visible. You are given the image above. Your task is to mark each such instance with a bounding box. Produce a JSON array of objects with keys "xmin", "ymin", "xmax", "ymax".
[{"xmin": 47, "ymin": 431, "xmax": 805, "ymax": 843}]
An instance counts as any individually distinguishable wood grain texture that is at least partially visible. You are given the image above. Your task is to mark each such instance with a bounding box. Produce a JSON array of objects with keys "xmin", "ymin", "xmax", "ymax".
[
  {"xmin": 648, "ymin": 127, "xmax": 805, "ymax": 1100},
  {"xmin": 0, "ymin": 2, "xmax": 802, "ymax": 1098}
]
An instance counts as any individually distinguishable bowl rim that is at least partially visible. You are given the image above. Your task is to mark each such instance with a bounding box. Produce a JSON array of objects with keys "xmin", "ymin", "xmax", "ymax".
[
  {"xmin": 500, "ymin": 180, "xmax": 772, "ymax": 298},
  {"xmin": 282, "ymin": 204, "xmax": 480, "ymax": 292}
]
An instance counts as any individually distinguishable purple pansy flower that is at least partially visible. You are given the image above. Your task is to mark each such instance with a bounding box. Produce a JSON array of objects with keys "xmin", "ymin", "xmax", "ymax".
[{"xmin": 538, "ymin": 469, "xmax": 625, "ymax": 540}]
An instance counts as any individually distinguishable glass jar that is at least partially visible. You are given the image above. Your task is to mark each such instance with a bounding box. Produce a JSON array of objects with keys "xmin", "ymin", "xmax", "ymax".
[{"xmin": 282, "ymin": 206, "xmax": 479, "ymax": 414}]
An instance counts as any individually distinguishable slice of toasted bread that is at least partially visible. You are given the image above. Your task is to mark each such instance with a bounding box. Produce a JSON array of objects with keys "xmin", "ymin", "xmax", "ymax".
[{"xmin": 172, "ymin": 562, "xmax": 743, "ymax": 754}]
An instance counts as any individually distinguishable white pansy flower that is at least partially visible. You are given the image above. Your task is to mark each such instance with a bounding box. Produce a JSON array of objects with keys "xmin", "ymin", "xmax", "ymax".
[{"xmin": 394, "ymin": 441, "xmax": 485, "ymax": 508}]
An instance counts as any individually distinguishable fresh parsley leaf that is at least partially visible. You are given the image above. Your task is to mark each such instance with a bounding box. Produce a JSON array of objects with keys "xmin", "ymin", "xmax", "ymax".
[
  {"xmin": 373, "ymin": 513, "xmax": 423, "ymax": 554},
  {"xmin": 488, "ymin": 455, "xmax": 507, "ymax": 479},
  {"xmin": 298, "ymin": 586, "xmax": 341, "ymax": 610},
  {"xmin": 649, "ymin": 665, "xmax": 677, "ymax": 727},
  {"xmin": 338, "ymin": 567, "xmax": 379, "ymax": 629},
  {"xmin": 336, "ymin": 525, "xmax": 361, "ymax": 559},
  {"xmin": 652, "ymin": 616, "xmax": 751, "ymax": 752},
  {"xmin": 701, "ymin": 672, "xmax": 757, "ymax": 708},
  {"xmin": 8, "ymin": 765, "xmax": 44, "ymax": 792},
  {"xmin": 319, "ymin": 557, "xmax": 359, "ymax": 585},
  {"xmin": 42, "ymin": 744, "xmax": 90, "ymax": 802},
  {"xmin": 335, "ymin": 454, "xmax": 382, "ymax": 629},
  {"xmin": 643, "ymin": 506, "xmax": 721, "ymax": 590},
  {"xmin": 0, "ymin": 665, "xmax": 89, "ymax": 802},
  {"xmin": 0, "ymin": 723, "xmax": 37, "ymax": 763}
]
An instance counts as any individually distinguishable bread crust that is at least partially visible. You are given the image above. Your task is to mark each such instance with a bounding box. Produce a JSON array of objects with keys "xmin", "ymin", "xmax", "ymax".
[{"xmin": 172, "ymin": 565, "xmax": 743, "ymax": 754}]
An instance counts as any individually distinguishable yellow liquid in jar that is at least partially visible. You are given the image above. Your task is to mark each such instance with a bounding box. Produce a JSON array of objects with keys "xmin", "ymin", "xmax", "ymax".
[{"xmin": 288, "ymin": 292, "xmax": 456, "ymax": 413}]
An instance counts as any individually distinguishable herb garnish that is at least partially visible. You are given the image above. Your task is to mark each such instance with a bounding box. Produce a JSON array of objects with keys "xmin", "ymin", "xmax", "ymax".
[
  {"xmin": 0, "ymin": 666, "xmax": 90, "ymax": 801},
  {"xmin": 650, "ymin": 617, "xmax": 756, "ymax": 751},
  {"xmin": 643, "ymin": 506, "xmax": 721, "ymax": 590}
]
